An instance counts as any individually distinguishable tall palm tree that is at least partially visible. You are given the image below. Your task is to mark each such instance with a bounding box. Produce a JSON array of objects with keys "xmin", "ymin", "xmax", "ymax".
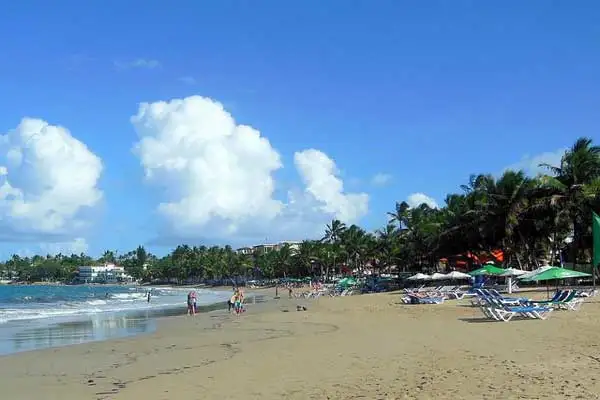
[
  {"xmin": 540, "ymin": 137, "xmax": 600, "ymax": 266},
  {"xmin": 322, "ymin": 219, "xmax": 346, "ymax": 277}
]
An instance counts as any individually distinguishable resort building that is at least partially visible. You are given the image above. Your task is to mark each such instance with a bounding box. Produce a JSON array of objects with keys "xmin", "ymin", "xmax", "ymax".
[
  {"xmin": 236, "ymin": 241, "xmax": 302, "ymax": 255},
  {"xmin": 276, "ymin": 241, "xmax": 301, "ymax": 252},
  {"xmin": 236, "ymin": 247, "xmax": 253, "ymax": 255},
  {"xmin": 252, "ymin": 243, "xmax": 278, "ymax": 254},
  {"xmin": 76, "ymin": 264, "xmax": 133, "ymax": 283}
]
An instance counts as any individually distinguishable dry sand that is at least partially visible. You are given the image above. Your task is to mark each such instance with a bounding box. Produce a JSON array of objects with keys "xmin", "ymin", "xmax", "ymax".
[{"xmin": 2, "ymin": 289, "xmax": 600, "ymax": 400}]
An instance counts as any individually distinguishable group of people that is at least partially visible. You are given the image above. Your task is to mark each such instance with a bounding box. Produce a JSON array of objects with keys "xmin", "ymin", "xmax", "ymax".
[
  {"xmin": 227, "ymin": 288, "xmax": 245, "ymax": 315},
  {"xmin": 187, "ymin": 288, "xmax": 246, "ymax": 317}
]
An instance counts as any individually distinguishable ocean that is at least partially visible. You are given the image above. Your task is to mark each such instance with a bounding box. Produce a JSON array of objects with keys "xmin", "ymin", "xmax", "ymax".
[{"xmin": 0, "ymin": 284, "xmax": 231, "ymax": 356}]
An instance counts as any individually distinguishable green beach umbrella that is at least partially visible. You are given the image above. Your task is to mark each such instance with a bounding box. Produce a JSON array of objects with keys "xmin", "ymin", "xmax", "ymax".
[
  {"xmin": 338, "ymin": 277, "xmax": 357, "ymax": 287},
  {"xmin": 521, "ymin": 266, "xmax": 591, "ymax": 300},
  {"xmin": 521, "ymin": 267, "xmax": 591, "ymax": 282},
  {"xmin": 468, "ymin": 264, "xmax": 505, "ymax": 276}
]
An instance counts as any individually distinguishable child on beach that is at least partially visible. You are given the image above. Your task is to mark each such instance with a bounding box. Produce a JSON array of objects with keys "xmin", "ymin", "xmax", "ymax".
[{"xmin": 235, "ymin": 298, "xmax": 243, "ymax": 314}]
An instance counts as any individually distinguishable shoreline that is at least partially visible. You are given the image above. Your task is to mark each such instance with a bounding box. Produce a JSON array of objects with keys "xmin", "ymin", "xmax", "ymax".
[
  {"xmin": 2, "ymin": 289, "xmax": 600, "ymax": 399},
  {"xmin": 0, "ymin": 287, "xmax": 252, "ymax": 356}
]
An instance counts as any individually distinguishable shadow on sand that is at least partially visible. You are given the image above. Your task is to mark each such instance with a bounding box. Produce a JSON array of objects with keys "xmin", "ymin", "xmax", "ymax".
[{"xmin": 458, "ymin": 317, "xmax": 538, "ymax": 324}]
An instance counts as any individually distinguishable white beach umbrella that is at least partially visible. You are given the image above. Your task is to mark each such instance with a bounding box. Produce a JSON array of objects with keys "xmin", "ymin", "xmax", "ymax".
[
  {"xmin": 498, "ymin": 268, "xmax": 527, "ymax": 277},
  {"xmin": 407, "ymin": 273, "xmax": 431, "ymax": 281},
  {"xmin": 430, "ymin": 273, "xmax": 447, "ymax": 280},
  {"xmin": 499, "ymin": 268, "xmax": 527, "ymax": 294},
  {"xmin": 518, "ymin": 266, "xmax": 553, "ymax": 281},
  {"xmin": 443, "ymin": 271, "xmax": 473, "ymax": 280}
]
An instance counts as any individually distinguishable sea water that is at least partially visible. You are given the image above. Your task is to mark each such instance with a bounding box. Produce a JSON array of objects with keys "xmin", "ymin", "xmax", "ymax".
[{"xmin": 0, "ymin": 285, "xmax": 231, "ymax": 355}]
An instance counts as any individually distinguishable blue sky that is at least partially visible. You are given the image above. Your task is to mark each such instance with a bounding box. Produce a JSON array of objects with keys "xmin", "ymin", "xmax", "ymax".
[{"xmin": 0, "ymin": 1, "xmax": 599, "ymax": 258}]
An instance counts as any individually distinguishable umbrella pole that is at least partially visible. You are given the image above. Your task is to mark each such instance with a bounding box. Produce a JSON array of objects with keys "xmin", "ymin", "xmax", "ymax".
[{"xmin": 507, "ymin": 276, "xmax": 512, "ymax": 294}]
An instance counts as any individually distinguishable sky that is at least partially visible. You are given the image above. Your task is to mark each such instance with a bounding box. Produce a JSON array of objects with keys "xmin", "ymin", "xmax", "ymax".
[{"xmin": 0, "ymin": 0, "xmax": 599, "ymax": 258}]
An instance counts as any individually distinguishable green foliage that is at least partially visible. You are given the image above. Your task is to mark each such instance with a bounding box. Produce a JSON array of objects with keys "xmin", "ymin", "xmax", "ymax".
[{"xmin": 1, "ymin": 138, "xmax": 599, "ymax": 283}]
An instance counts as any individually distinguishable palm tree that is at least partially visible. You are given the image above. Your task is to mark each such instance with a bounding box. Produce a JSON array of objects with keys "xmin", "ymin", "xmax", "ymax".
[
  {"xmin": 275, "ymin": 244, "xmax": 293, "ymax": 277},
  {"xmin": 376, "ymin": 223, "xmax": 399, "ymax": 274},
  {"xmin": 322, "ymin": 219, "xmax": 346, "ymax": 278},
  {"xmin": 540, "ymin": 137, "xmax": 600, "ymax": 266}
]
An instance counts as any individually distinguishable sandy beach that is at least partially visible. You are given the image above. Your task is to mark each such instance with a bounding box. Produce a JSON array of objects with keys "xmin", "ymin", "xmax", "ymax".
[{"xmin": 2, "ymin": 289, "xmax": 600, "ymax": 400}]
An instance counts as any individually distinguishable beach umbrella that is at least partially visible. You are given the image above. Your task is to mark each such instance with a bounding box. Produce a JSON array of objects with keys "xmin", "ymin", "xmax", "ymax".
[
  {"xmin": 498, "ymin": 268, "xmax": 526, "ymax": 294},
  {"xmin": 498, "ymin": 268, "xmax": 527, "ymax": 277},
  {"xmin": 430, "ymin": 273, "xmax": 447, "ymax": 280},
  {"xmin": 518, "ymin": 265, "xmax": 553, "ymax": 281},
  {"xmin": 468, "ymin": 264, "xmax": 505, "ymax": 276},
  {"xmin": 407, "ymin": 273, "xmax": 431, "ymax": 281},
  {"xmin": 521, "ymin": 267, "xmax": 591, "ymax": 282},
  {"xmin": 521, "ymin": 267, "xmax": 591, "ymax": 299},
  {"xmin": 443, "ymin": 271, "xmax": 472, "ymax": 280},
  {"xmin": 338, "ymin": 277, "xmax": 357, "ymax": 287}
]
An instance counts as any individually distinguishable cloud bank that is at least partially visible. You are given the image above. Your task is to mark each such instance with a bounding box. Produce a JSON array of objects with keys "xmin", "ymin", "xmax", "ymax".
[
  {"xmin": 0, "ymin": 118, "xmax": 103, "ymax": 243},
  {"xmin": 131, "ymin": 95, "xmax": 368, "ymax": 244}
]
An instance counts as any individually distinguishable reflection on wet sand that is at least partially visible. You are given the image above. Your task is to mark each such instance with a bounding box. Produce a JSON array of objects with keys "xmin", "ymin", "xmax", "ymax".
[
  {"xmin": 3, "ymin": 312, "xmax": 156, "ymax": 355},
  {"xmin": 0, "ymin": 294, "xmax": 259, "ymax": 356}
]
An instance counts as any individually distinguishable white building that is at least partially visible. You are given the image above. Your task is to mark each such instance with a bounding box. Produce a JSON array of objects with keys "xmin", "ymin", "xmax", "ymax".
[
  {"xmin": 236, "ymin": 241, "xmax": 302, "ymax": 255},
  {"xmin": 235, "ymin": 247, "xmax": 253, "ymax": 255},
  {"xmin": 77, "ymin": 264, "xmax": 133, "ymax": 283},
  {"xmin": 276, "ymin": 241, "xmax": 301, "ymax": 253}
]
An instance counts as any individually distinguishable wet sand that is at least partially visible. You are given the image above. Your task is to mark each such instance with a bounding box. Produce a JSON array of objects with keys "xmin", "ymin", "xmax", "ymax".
[{"xmin": 2, "ymin": 289, "xmax": 600, "ymax": 399}]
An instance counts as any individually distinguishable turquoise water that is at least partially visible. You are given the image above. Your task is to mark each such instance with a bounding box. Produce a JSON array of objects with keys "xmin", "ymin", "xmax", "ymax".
[{"xmin": 0, "ymin": 284, "xmax": 230, "ymax": 355}]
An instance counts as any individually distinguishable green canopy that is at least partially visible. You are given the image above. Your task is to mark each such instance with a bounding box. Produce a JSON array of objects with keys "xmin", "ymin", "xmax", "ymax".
[
  {"xmin": 338, "ymin": 277, "xmax": 358, "ymax": 287},
  {"xmin": 468, "ymin": 264, "xmax": 505, "ymax": 276},
  {"xmin": 521, "ymin": 267, "xmax": 591, "ymax": 282}
]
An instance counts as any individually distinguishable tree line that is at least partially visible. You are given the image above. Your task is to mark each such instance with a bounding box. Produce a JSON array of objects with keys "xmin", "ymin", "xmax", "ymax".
[{"xmin": 1, "ymin": 138, "xmax": 599, "ymax": 284}]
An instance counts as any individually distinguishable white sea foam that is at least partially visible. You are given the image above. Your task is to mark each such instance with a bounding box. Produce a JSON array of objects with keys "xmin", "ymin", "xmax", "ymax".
[{"xmin": 0, "ymin": 287, "xmax": 230, "ymax": 325}]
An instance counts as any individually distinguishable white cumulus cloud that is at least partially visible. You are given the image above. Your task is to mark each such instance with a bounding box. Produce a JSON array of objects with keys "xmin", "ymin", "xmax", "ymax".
[
  {"xmin": 0, "ymin": 118, "xmax": 103, "ymax": 241},
  {"xmin": 504, "ymin": 148, "xmax": 567, "ymax": 177},
  {"xmin": 407, "ymin": 192, "xmax": 438, "ymax": 209},
  {"xmin": 294, "ymin": 149, "xmax": 368, "ymax": 223},
  {"xmin": 131, "ymin": 95, "xmax": 368, "ymax": 243}
]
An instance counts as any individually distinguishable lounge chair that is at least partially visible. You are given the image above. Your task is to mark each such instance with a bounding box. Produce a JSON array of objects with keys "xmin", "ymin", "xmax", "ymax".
[
  {"xmin": 406, "ymin": 294, "xmax": 445, "ymax": 304},
  {"xmin": 526, "ymin": 290, "xmax": 568, "ymax": 306},
  {"xmin": 554, "ymin": 290, "xmax": 584, "ymax": 311},
  {"xmin": 576, "ymin": 289, "xmax": 598, "ymax": 298},
  {"xmin": 480, "ymin": 298, "xmax": 553, "ymax": 322},
  {"xmin": 471, "ymin": 289, "xmax": 529, "ymax": 307},
  {"xmin": 527, "ymin": 290, "xmax": 584, "ymax": 311},
  {"xmin": 488, "ymin": 289, "xmax": 530, "ymax": 304}
]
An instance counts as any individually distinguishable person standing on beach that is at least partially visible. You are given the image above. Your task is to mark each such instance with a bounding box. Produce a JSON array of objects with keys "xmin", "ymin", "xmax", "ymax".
[
  {"xmin": 228, "ymin": 291, "xmax": 236, "ymax": 313},
  {"xmin": 234, "ymin": 293, "xmax": 242, "ymax": 315},
  {"xmin": 238, "ymin": 289, "xmax": 245, "ymax": 313},
  {"xmin": 187, "ymin": 292, "xmax": 196, "ymax": 316},
  {"xmin": 147, "ymin": 291, "xmax": 151, "ymax": 303}
]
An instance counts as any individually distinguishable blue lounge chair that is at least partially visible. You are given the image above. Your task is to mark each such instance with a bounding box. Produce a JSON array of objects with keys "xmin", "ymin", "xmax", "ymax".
[{"xmin": 480, "ymin": 298, "xmax": 553, "ymax": 322}]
